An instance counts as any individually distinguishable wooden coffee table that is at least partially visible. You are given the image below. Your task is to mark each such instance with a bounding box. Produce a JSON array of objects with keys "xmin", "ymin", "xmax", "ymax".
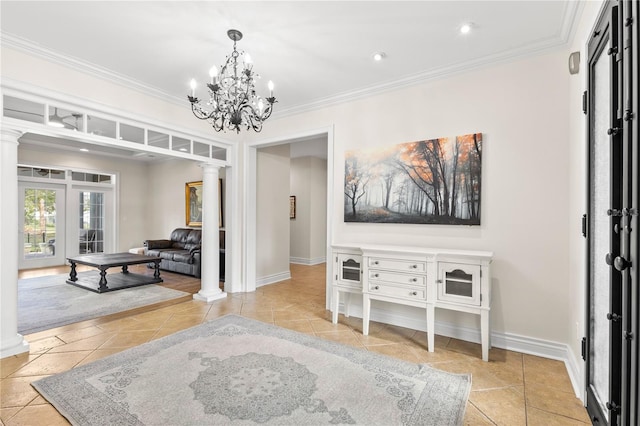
[{"xmin": 66, "ymin": 252, "xmax": 162, "ymax": 293}]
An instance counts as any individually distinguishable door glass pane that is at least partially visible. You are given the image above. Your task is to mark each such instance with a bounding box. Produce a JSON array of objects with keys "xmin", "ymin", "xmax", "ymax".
[
  {"xmin": 341, "ymin": 258, "xmax": 361, "ymax": 281},
  {"xmin": 79, "ymin": 192, "xmax": 105, "ymax": 254},
  {"xmin": 23, "ymin": 188, "xmax": 57, "ymax": 259},
  {"xmin": 445, "ymin": 269, "xmax": 473, "ymax": 297},
  {"xmin": 590, "ymin": 40, "xmax": 610, "ymax": 421}
]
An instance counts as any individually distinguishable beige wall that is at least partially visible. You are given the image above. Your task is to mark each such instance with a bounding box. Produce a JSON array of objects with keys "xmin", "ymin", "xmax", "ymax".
[
  {"xmin": 290, "ymin": 156, "xmax": 327, "ymax": 263},
  {"xmin": 256, "ymin": 145, "xmax": 290, "ymax": 282},
  {"xmin": 249, "ymin": 49, "xmax": 574, "ymax": 344},
  {"xmin": 145, "ymin": 159, "xmax": 203, "ymax": 239},
  {"xmin": 17, "ymin": 145, "xmax": 149, "ymax": 251}
]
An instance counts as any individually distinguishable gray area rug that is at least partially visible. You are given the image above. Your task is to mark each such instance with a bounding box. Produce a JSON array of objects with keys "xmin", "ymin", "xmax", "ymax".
[
  {"xmin": 18, "ymin": 272, "xmax": 189, "ymax": 335},
  {"xmin": 33, "ymin": 315, "xmax": 471, "ymax": 425}
]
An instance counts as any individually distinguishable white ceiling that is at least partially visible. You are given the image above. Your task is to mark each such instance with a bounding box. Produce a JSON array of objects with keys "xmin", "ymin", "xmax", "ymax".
[{"xmin": 1, "ymin": 1, "xmax": 582, "ymax": 118}]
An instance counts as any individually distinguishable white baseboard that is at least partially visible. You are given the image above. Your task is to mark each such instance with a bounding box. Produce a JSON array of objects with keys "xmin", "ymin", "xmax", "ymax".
[
  {"xmin": 335, "ymin": 302, "xmax": 585, "ymax": 401},
  {"xmin": 290, "ymin": 256, "xmax": 326, "ymax": 265},
  {"xmin": 256, "ymin": 270, "xmax": 292, "ymax": 287}
]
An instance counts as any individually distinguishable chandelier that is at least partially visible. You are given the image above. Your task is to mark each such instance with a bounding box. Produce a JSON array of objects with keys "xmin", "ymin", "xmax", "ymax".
[{"xmin": 188, "ymin": 29, "xmax": 276, "ymax": 133}]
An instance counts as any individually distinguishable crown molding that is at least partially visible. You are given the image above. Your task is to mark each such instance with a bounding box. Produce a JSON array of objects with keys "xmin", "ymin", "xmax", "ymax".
[{"xmin": 0, "ymin": 32, "xmax": 186, "ymax": 107}]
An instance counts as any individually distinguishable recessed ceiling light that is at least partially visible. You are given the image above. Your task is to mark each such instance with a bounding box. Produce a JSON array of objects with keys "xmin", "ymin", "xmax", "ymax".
[
  {"xmin": 79, "ymin": 148, "xmax": 89, "ymax": 152},
  {"xmin": 372, "ymin": 52, "xmax": 386, "ymax": 62},
  {"xmin": 460, "ymin": 23, "xmax": 472, "ymax": 34},
  {"xmin": 179, "ymin": 148, "xmax": 188, "ymax": 152}
]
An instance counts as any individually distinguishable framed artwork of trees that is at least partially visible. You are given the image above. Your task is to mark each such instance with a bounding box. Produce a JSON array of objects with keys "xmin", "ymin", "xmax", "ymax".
[{"xmin": 344, "ymin": 133, "xmax": 482, "ymax": 225}]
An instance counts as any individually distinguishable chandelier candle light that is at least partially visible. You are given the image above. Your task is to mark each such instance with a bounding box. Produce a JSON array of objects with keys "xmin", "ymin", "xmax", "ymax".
[{"xmin": 188, "ymin": 29, "xmax": 276, "ymax": 133}]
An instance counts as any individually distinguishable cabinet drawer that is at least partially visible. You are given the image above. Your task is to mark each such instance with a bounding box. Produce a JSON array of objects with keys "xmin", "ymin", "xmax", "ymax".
[
  {"xmin": 368, "ymin": 283, "xmax": 426, "ymax": 301},
  {"xmin": 368, "ymin": 270, "xmax": 426, "ymax": 286},
  {"xmin": 368, "ymin": 258, "xmax": 426, "ymax": 272}
]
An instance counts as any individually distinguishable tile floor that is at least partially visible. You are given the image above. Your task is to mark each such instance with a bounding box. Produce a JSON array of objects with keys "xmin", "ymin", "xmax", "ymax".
[{"xmin": 1, "ymin": 263, "xmax": 590, "ymax": 425}]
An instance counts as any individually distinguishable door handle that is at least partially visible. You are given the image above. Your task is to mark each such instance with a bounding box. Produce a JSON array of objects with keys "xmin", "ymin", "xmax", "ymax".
[
  {"xmin": 605, "ymin": 253, "xmax": 614, "ymax": 265},
  {"xmin": 614, "ymin": 256, "xmax": 630, "ymax": 271}
]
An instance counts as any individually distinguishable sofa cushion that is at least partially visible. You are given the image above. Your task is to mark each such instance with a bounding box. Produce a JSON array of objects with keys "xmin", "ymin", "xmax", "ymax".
[
  {"xmin": 170, "ymin": 228, "xmax": 192, "ymax": 244},
  {"xmin": 186, "ymin": 229, "xmax": 202, "ymax": 246},
  {"xmin": 172, "ymin": 251, "xmax": 194, "ymax": 264}
]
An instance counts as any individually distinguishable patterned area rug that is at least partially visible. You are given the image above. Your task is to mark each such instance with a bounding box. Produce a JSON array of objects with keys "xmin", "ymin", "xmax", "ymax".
[
  {"xmin": 18, "ymin": 272, "xmax": 189, "ymax": 335},
  {"xmin": 33, "ymin": 315, "xmax": 471, "ymax": 425}
]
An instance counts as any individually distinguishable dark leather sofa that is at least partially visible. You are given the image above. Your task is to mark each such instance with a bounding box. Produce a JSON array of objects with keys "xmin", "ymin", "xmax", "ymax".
[{"xmin": 144, "ymin": 228, "xmax": 202, "ymax": 278}]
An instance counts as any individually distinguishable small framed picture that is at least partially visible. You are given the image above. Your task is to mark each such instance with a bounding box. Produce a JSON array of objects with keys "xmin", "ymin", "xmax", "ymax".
[{"xmin": 290, "ymin": 196, "xmax": 296, "ymax": 219}]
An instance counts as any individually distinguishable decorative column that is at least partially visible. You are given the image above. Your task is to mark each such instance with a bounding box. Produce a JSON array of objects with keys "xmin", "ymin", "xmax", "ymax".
[
  {"xmin": 193, "ymin": 163, "xmax": 227, "ymax": 302},
  {"xmin": 0, "ymin": 129, "xmax": 29, "ymax": 358}
]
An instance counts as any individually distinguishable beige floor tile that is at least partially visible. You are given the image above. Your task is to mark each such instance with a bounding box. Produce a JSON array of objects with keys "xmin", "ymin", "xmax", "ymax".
[
  {"xmin": 523, "ymin": 354, "xmax": 575, "ymax": 394},
  {"xmin": 526, "ymin": 406, "xmax": 590, "ymax": 425},
  {"xmin": 96, "ymin": 316, "xmax": 146, "ymax": 333},
  {"xmin": 239, "ymin": 310, "xmax": 274, "ymax": 323},
  {"xmin": 27, "ymin": 395, "xmax": 48, "ymax": 405},
  {"xmin": 463, "ymin": 402, "xmax": 495, "ymax": 425},
  {"xmin": 315, "ymin": 330, "xmax": 363, "ymax": 347},
  {"xmin": 158, "ymin": 314, "xmax": 206, "ymax": 330},
  {"xmin": 99, "ymin": 330, "xmax": 157, "ymax": 349},
  {"xmin": 4, "ymin": 404, "xmax": 70, "ymax": 426},
  {"xmin": 1, "ymin": 375, "xmax": 43, "ymax": 408},
  {"xmin": 204, "ymin": 304, "xmax": 242, "ymax": 319},
  {"xmin": 274, "ymin": 319, "xmax": 315, "ymax": 333},
  {"xmin": 434, "ymin": 358, "xmax": 521, "ymax": 391},
  {"xmin": 75, "ymin": 348, "xmax": 127, "ymax": 367},
  {"xmin": 415, "ymin": 347, "xmax": 477, "ymax": 364},
  {"xmin": 469, "ymin": 386, "xmax": 526, "ymax": 425},
  {"xmin": 47, "ymin": 333, "xmax": 116, "ymax": 353},
  {"xmin": 25, "ymin": 336, "xmax": 66, "ymax": 355},
  {"xmin": 525, "ymin": 382, "xmax": 591, "ymax": 423},
  {"xmin": 55, "ymin": 326, "xmax": 106, "ymax": 344},
  {"xmin": 366, "ymin": 343, "xmax": 423, "ymax": 363},
  {"xmin": 309, "ymin": 318, "xmax": 351, "ymax": 333},
  {"xmin": 0, "ymin": 407, "xmax": 21, "ymax": 424},
  {"xmin": 447, "ymin": 338, "xmax": 484, "ymax": 359},
  {"xmin": 0, "ymin": 354, "xmax": 39, "ymax": 379},
  {"xmin": 272, "ymin": 309, "xmax": 314, "ymax": 321},
  {"xmin": 8, "ymin": 352, "xmax": 90, "ymax": 377}
]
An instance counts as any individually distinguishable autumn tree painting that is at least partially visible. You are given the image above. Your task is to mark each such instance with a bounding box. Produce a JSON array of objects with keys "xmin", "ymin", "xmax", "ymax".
[{"xmin": 344, "ymin": 133, "xmax": 482, "ymax": 225}]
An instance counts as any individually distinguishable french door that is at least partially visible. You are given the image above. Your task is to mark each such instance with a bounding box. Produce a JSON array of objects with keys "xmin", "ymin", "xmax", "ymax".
[
  {"xmin": 585, "ymin": 1, "xmax": 638, "ymax": 425},
  {"xmin": 18, "ymin": 172, "xmax": 115, "ymax": 267},
  {"xmin": 70, "ymin": 186, "xmax": 114, "ymax": 256},
  {"xmin": 18, "ymin": 182, "xmax": 66, "ymax": 269}
]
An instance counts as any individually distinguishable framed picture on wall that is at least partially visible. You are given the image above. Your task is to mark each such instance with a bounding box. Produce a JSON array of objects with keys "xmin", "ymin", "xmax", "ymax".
[
  {"xmin": 290, "ymin": 196, "xmax": 296, "ymax": 219},
  {"xmin": 185, "ymin": 180, "xmax": 223, "ymax": 228},
  {"xmin": 185, "ymin": 181, "xmax": 202, "ymax": 227}
]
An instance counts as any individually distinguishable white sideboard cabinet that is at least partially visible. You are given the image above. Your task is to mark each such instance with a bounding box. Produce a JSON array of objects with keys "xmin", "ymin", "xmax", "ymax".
[{"xmin": 331, "ymin": 244, "xmax": 493, "ymax": 361}]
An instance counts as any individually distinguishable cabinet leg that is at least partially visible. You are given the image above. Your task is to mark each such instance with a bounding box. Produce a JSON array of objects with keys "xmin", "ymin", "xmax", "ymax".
[
  {"xmin": 427, "ymin": 304, "xmax": 435, "ymax": 352},
  {"xmin": 344, "ymin": 293, "xmax": 351, "ymax": 318},
  {"xmin": 332, "ymin": 288, "xmax": 339, "ymax": 324},
  {"xmin": 363, "ymin": 295, "xmax": 371, "ymax": 335},
  {"xmin": 481, "ymin": 310, "xmax": 490, "ymax": 361}
]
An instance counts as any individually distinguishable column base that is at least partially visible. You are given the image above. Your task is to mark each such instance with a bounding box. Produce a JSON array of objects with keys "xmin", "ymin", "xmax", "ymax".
[
  {"xmin": 193, "ymin": 290, "xmax": 227, "ymax": 303},
  {"xmin": 0, "ymin": 334, "xmax": 30, "ymax": 359}
]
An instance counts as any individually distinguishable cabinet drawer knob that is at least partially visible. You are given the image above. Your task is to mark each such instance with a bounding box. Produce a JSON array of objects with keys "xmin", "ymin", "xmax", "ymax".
[
  {"xmin": 436, "ymin": 279, "xmax": 443, "ymax": 283},
  {"xmin": 374, "ymin": 273, "xmax": 379, "ymax": 278},
  {"xmin": 411, "ymin": 264, "xmax": 418, "ymax": 269},
  {"xmin": 373, "ymin": 285, "xmax": 379, "ymax": 290},
  {"xmin": 373, "ymin": 261, "xmax": 379, "ymax": 265},
  {"xmin": 411, "ymin": 278, "xmax": 418, "ymax": 282},
  {"xmin": 411, "ymin": 291, "xmax": 418, "ymax": 296}
]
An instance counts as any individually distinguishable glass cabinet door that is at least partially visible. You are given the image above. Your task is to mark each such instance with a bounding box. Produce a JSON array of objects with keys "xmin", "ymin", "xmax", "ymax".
[
  {"xmin": 336, "ymin": 254, "xmax": 362, "ymax": 285},
  {"xmin": 437, "ymin": 262, "xmax": 481, "ymax": 305}
]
